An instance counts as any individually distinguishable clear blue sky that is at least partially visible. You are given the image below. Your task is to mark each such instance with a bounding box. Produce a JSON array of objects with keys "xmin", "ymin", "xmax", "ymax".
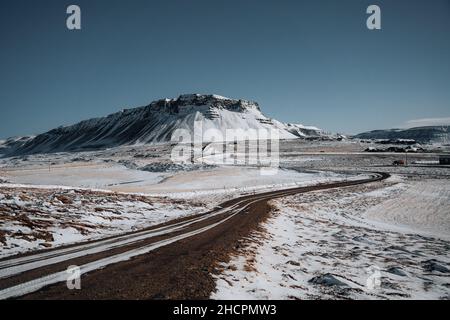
[{"xmin": 1, "ymin": 0, "xmax": 449, "ymax": 138}]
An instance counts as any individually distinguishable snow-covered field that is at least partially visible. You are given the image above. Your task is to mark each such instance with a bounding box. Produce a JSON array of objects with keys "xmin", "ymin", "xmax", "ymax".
[
  {"xmin": 1, "ymin": 140, "xmax": 449, "ymax": 300},
  {"xmin": 1, "ymin": 162, "xmax": 165, "ymax": 189},
  {"xmin": 364, "ymin": 179, "xmax": 450, "ymax": 238},
  {"xmin": 0, "ymin": 144, "xmax": 345, "ymax": 258},
  {"xmin": 0, "ymin": 145, "xmax": 342, "ymax": 196},
  {"xmin": 0, "ymin": 186, "xmax": 206, "ymax": 258},
  {"xmin": 212, "ymin": 176, "xmax": 450, "ymax": 300},
  {"xmin": 0, "ymin": 165, "xmax": 346, "ymax": 258}
]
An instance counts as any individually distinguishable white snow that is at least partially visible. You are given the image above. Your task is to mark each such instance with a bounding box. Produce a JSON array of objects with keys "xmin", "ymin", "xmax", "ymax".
[
  {"xmin": 1, "ymin": 162, "xmax": 164, "ymax": 189},
  {"xmin": 364, "ymin": 179, "xmax": 450, "ymax": 238},
  {"xmin": 0, "ymin": 187, "xmax": 205, "ymax": 258},
  {"xmin": 212, "ymin": 177, "xmax": 450, "ymax": 300}
]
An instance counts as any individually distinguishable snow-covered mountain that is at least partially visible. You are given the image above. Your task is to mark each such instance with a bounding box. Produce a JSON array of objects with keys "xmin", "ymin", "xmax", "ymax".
[
  {"xmin": 0, "ymin": 136, "xmax": 34, "ymax": 156},
  {"xmin": 355, "ymin": 126, "xmax": 450, "ymax": 144},
  {"xmin": 2, "ymin": 94, "xmax": 325, "ymax": 156}
]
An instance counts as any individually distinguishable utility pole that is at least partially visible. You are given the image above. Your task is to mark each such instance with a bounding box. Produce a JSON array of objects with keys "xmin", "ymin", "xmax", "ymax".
[{"xmin": 405, "ymin": 151, "xmax": 408, "ymax": 166}]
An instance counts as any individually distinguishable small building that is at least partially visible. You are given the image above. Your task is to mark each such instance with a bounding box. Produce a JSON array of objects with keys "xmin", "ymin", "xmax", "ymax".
[{"xmin": 439, "ymin": 154, "xmax": 450, "ymax": 165}]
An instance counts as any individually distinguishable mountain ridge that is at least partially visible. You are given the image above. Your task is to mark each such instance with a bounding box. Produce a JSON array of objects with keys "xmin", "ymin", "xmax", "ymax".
[
  {"xmin": 355, "ymin": 126, "xmax": 450, "ymax": 144},
  {"xmin": 1, "ymin": 94, "xmax": 325, "ymax": 156}
]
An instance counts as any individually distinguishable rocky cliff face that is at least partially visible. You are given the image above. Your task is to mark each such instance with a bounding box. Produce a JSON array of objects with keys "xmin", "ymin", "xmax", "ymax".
[{"xmin": 149, "ymin": 94, "xmax": 261, "ymax": 114}]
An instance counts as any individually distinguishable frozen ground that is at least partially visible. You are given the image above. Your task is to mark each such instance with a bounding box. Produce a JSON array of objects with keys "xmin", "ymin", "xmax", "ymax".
[
  {"xmin": 212, "ymin": 176, "xmax": 450, "ymax": 300},
  {"xmin": 364, "ymin": 179, "xmax": 450, "ymax": 238},
  {"xmin": 0, "ymin": 167, "xmax": 347, "ymax": 258},
  {"xmin": 0, "ymin": 143, "xmax": 347, "ymax": 258},
  {"xmin": 0, "ymin": 162, "xmax": 164, "ymax": 189},
  {"xmin": 0, "ymin": 144, "xmax": 342, "ymax": 196},
  {"xmin": 1, "ymin": 140, "xmax": 449, "ymax": 300},
  {"xmin": 0, "ymin": 186, "xmax": 205, "ymax": 258}
]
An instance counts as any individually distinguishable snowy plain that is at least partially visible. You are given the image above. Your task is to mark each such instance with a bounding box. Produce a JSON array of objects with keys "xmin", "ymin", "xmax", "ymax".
[
  {"xmin": 212, "ymin": 175, "xmax": 450, "ymax": 300},
  {"xmin": 0, "ymin": 144, "xmax": 347, "ymax": 258},
  {"xmin": 1, "ymin": 139, "xmax": 449, "ymax": 300}
]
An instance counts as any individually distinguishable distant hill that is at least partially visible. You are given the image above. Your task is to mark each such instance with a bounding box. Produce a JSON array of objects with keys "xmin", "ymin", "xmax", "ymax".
[{"xmin": 355, "ymin": 126, "xmax": 450, "ymax": 144}]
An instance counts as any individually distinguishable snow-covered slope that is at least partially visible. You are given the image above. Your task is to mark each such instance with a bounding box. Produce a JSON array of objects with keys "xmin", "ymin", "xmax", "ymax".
[
  {"xmin": 355, "ymin": 126, "xmax": 450, "ymax": 144},
  {"xmin": 4, "ymin": 94, "xmax": 324, "ymax": 156},
  {"xmin": 0, "ymin": 136, "xmax": 34, "ymax": 156}
]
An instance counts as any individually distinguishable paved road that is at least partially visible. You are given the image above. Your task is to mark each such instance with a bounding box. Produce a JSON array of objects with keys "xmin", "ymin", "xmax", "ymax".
[{"xmin": 0, "ymin": 172, "xmax": 389, "ymax": 299}]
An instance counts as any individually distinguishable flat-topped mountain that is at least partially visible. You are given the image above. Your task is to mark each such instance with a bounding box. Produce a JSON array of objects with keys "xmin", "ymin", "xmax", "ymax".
[{"xmin": 2, "ymin": 94, "xmax": 325, "ymax": 156}]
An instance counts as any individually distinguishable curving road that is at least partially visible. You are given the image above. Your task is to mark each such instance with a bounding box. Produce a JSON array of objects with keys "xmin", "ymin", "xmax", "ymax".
[{"xmin": 0, "ymin": 172, "xmax": 389, "ymax": 299}]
